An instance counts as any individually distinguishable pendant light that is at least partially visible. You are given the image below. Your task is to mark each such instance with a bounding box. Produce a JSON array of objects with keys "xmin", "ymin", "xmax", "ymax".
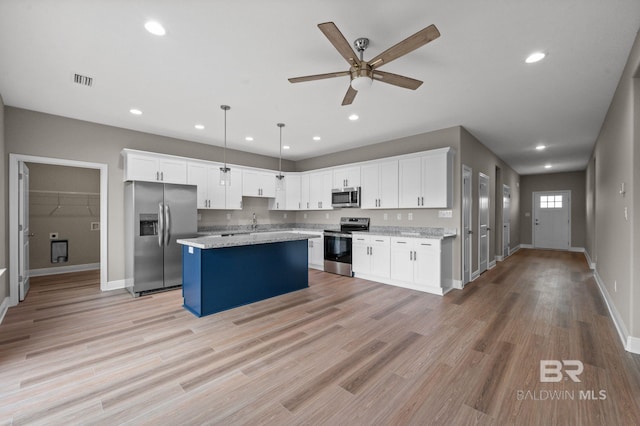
[
  {"xmin": 219, "ymin": 105, "xmax": 231, "ymax": 186},
  {"xmin": 276, "ymin": 123, "xmax": 285, "ymax": 191}
]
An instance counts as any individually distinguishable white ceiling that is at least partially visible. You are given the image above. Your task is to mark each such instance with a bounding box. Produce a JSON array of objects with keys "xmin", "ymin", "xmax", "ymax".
[{"xmin": 1, "ymin": 1, "xmax": 639, "ymax": 175}]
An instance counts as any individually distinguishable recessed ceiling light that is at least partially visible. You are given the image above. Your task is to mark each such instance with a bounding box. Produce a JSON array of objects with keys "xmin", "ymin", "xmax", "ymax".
[
  {"xmin": 245, "ymin": 136, "xmax": 254, "ymax": 141},
  {"xmin": 348, "ymin": 114, "xmax": 359, "ymax": 121},
  {"xmin": 544, "ymin": 164, "xmax": 552, "ymax": 169},
  {"xmin": 283, "ymin": 145, "xmax": 290, "ymax": 150},
  {"xmin": 129, "ymin": 108, "xmax": 142, "ymax": 115},
  {"xmin": 313, "ymin": 136, "xmax": 321, "ymax": 141},
  {"xmin": 144, "ymin": 21, "xmax": 166, "ymax": 36},
  {"xmin": 526, "ymin": 52, "xmax": 546, "ymax": 64},
  {"xmin": 194, "ymin": 124, "xmax": 205, "ymax": 130},
  {"xmin": 536, "ymin": 145, "xmax": 546, "ymax": 151}
]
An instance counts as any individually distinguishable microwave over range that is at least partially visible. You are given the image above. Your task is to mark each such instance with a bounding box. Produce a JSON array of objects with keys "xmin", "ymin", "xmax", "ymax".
[{"xmin": 331, "ymin": 187, "xmax": 360, "ymax": 208}]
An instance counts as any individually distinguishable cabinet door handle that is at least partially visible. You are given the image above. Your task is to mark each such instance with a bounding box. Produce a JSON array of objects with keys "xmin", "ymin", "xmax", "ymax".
[
  {"xmin": 414, "ymin": 250, "xmax": 417, "ymax": 260},
  {"xmin": 307, "ymin": 202, "xmax": 309, "ymax": 209},
  {"xmin": 417, "ymin": 196, "xmax": 420, "ymax": 206},
  {"xmin": 161, "ymin": 171, "xmax": 164, "ymax": 181},
  {"xmin": 421, "ymin": 196, "xmax": 424, "ymax": 206},
  {"xmin": 370, "ymin": 247, "xmax": 373, "ymax": 256},
  {"xmin": 156, "ymin": 171, "xmax": 160, "ymax": 181},
  {"xmin": 277, "ymin": 202, "xmax": 279, "ymax": 209},
  {"xmin": 410, "ymin": 251, "xmax": 413, "ymax": 261}
]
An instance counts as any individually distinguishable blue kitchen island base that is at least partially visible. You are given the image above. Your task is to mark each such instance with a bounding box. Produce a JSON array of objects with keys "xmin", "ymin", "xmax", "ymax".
[{"xmin": 181, "ymin": 239, "xmax": 309, "ymax": 317}]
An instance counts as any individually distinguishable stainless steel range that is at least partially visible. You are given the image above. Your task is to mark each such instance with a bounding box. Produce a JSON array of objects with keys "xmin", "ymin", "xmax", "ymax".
[{"xmin": 324, "ymin": 217, "xmax": 370, "ymax": 276}]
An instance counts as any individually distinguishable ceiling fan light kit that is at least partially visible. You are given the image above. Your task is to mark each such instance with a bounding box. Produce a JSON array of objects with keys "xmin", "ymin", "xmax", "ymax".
[{"xmin": 289, "ymin": 22, "xmax": 440, "ymax": 105}]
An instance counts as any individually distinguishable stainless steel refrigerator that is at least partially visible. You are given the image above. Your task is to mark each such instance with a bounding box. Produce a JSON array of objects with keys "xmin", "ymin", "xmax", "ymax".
[{"xmin": 124, "ymin": 181, "xmax": 197, "ymax": 296}]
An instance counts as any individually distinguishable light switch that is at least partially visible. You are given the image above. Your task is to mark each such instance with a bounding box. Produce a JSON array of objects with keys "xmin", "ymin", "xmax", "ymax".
[
  {"xmin": 226, "ymin": 213, "xmax": 231, "ymax": 220},
  {"xmin": 283, "ymin": 213, "xmax": 287, "ymax": 219},
  {"xmin": 525, "ymin": 212, "xmax": 531, "ymax": 217},
  {"xmin": 383, "ymin": 213, "xmax": 388, "ymax": 221},
  {"xmin": 396, "ymin": 213, "xmax": 402, "ymax": 220}
]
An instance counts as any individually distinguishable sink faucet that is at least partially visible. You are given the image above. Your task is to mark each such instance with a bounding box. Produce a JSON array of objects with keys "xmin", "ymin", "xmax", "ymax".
[{"xmin": 252, "ymin": 212, "xmax": 257, "ymax": 230}]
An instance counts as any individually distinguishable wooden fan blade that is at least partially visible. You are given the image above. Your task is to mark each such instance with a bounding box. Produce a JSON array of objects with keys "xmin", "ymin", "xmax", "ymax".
[
  {"xmin": 369, "ymin": 24, "xmax": 440, "ymax": 69},
  {"xmin": 373, "ymin": 71, "xmax": 423, "ymax": 90},
  {"xmin": 342, "ymin": 85, "xmax": 357, "ymax": 106},
  {"xmin": 318, "ymin": 22, "xmax": 360, "ymax": 67},
  {"xmin": 288, "ymin": 71, "xmax": 350, "ymax": 83}
]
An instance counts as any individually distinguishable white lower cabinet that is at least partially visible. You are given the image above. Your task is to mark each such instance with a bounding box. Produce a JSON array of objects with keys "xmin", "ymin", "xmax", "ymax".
[
  {"xmin": 307, "ymin": 233, "xmax": 324, "ymax": 270},
  {"xmin": 352, "ymin": 235, "xmax": 390, "ymax": 279},
  {"xmin": 390, "ymin": 237, "xmax": 453, "ymax": 295}
]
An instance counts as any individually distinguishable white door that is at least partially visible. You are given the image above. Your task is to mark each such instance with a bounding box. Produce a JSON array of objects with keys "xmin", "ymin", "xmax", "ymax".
[
  {"xmin": 18, "ymin": 162, "xmax": 31, "ymax": 301},
  {"xmin": 462, "ymin": 166, "xmax": 472, "ymax": 285},
  {"xmin": 478, "ymin": 173, "xmax": 490, "ymax": 274},
  {"xmin": 533, "ymin": 191, "xmax": 570, "ymax": 249},
  {"xmin": 503, "ymin": 184, "xmax": 511, "ymax": 258}
]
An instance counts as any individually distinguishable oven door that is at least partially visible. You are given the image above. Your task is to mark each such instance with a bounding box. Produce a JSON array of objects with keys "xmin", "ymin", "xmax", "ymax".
[{"xmin": 323, "ymin": 232, "xmax": 353, "ymax": 276}]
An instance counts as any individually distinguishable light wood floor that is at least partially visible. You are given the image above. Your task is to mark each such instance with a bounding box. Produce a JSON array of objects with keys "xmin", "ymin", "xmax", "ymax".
[{"xmin": 1, "ymin": 249, "xmax": 640, "ymax": 425}]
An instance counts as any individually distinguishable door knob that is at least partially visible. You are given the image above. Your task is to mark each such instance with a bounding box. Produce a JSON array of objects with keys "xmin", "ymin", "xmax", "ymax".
[
  {"xmin": 28, "ymin": 233, "xmax": 35, "ymax": 237},
  {"xmin": 468, "ymin": 230, "xmax": 473, "ymax": 235}
]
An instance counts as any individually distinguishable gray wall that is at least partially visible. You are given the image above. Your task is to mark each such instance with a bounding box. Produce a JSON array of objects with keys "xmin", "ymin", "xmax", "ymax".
[
  {"xmin": 26, "ymin": 163, "xmax": 100, "ymax": 270},
  {"xmin": 587, "ymin": 29, "xmax": 640, "ymax": 339},
  {"xmin": 460, "ymin": 128, "xmax": 520, "ymax": 272},
  {"xmin": 5, "ymin": 108, "xmax": 295, "ymax": 285},
  {"xmin": 519, "ymin": 171, "xmax": 586, "ymax": 248},
  {"xmin": 0, "ymin": 94, "xmax": 6, "ymax": 304}
]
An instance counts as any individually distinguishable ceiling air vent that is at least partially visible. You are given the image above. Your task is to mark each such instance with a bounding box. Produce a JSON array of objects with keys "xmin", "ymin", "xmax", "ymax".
[{"xmin": 73, "ymin": 73, "xmax": 93, "ymax": 87}]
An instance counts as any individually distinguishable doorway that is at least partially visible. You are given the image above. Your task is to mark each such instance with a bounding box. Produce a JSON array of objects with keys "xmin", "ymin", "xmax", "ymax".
[
  {"xmin": 462, "ymin": 165, "xmax": 472, "ymax": 286},
  {"xmin": 503, "ymin": 184, "xmax": 511, "ymax": 258},
  {"xmin": 478, "ymin": 173, "xmax": 490, "ymax": 274},
  {"xmin": 533, "ymin": 190, "xmax": 571, "ymax": 250},
  {"xmin": 8, "ymin": 154, "xmax": 108, "ymax": 307}
]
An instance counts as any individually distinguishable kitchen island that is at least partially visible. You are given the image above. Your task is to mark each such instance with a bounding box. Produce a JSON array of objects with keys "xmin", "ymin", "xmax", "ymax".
[{"xmin": 177, "ymin": 232, "xmax": 320, "ymax": 317}]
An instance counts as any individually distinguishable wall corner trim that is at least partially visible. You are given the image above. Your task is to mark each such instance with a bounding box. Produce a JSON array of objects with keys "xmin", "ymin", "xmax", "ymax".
[
  {"xmin": 105, "ymin": 279, "xmax": 125, "ymax": 291},
  {"xmin": 583, "ymin": 250, "xmax": 596, "ymax": 270},
  {"xmin": 509, "ymin": 245, "xmax": 521, "ymax": 255},
  {"xmin": 0, "ymin": 297, "xmax": 10, "ymax": 324},
  {"xmin": 592, "ymin": 269, "xmax": 639, "ymax": 354},
  {"xmin": 488, "ymin": 260, "xmax": 497, "ymax": 270}
]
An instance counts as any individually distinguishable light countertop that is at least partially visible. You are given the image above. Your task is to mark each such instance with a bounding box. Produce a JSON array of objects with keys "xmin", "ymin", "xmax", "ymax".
[{"xmin": 177, "ymin": 232, "xmax": 320, "ymax": 249}]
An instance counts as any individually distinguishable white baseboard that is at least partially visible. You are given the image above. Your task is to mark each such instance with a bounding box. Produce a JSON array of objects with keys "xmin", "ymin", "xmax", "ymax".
[
  {"xmin": 509, "ymin": 245, "xmax": 521, "ymax": 255},
  {"xmin": 452, "ymin": 279, "xmax": 463, "ymax": 290},
  {"xmin": 592, "ymin": 270, "xmax": 638, "ymax": 354},
  {"xmin": 569, "ymin": 247, "xmax": 585, "ymax": 253},
  {"xmin": 488, "ymin": 259, "xmax": 497, "ymax": 270},
  {"xmin": 0, "ymin": 297, "xmax": 10, "ymax": 324},
  {"xmin": 583, "ymin": 250, "xmax": 596, "ymax": 270},
  {"xmin": 520, "ymin": 244, "xmax": 533, "ymax": 249},
  {"xmin": 30, "ymin": 263, "xmax": 100, "ymax": 277},
  {"xmin": 104, "ymin": 279, "xmax": 125, "ymax": 291},
  {"xmin": 471, "ymin": 270, "xmax": 480, "ymax": 281},
  {"xmin": 496, "ymin": 255, "xmax": 504, "ymax": 262}
]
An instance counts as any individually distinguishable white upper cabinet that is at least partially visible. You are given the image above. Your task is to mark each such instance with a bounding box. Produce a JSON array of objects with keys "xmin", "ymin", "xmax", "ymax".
[
  {"xmin": 398, "ymin": 148, "xmax": 453, "ymax": 208},
  {"xmin": 333, "ymin": 166, "xmax": 361, "ymax": 189},
  {"xmin": 360, "ymin": 161, "xmax": 398, "ymax": 209},
  {"xmin": 225, "ymin": 168, "xmax": 243, "ymax": 210},
  {"xmin": 123, "ymin": 150, "xmax": 187, "ymax": 184},
  {"xmin": 242, "ymin": 170, "xmax": 276, "ymax": 198},
  {"xmin": 187, "ymin": 161, "xmax": 235, "ymax": 210},
  {"xmin": 309, "ymin": 170, "xmax": 333, "ymax": 210},
  {"xmin": 285, "ymin": 174, "xmax": 302, "ymax": 210}
]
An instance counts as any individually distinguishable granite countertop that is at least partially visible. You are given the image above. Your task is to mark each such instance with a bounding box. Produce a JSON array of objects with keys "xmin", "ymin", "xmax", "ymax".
[
  {"xmin": 177, "ymin": 232, "xmax": 321, "ymax": 249},
  {"xmin": 351, "ymin": 228, "xmax": 457, "ymax": 240}
]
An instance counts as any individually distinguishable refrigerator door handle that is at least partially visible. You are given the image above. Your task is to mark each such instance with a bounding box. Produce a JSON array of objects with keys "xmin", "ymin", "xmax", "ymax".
[
  {"xmin": 158, "ymin": 203, "xmax": 164, "ymax": 247},
  {"xmin": 165, "ymin": 204, "xmax": 171, "ymax": 246}
]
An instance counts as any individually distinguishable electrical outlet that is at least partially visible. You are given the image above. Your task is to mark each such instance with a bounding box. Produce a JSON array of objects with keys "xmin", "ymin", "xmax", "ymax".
[
  {"xmin": 197, "ymin": 213, "xmax": 202, "ymax": 221},
  {"xmin": 396, "ymin": 213, "xmax": 402, "ymax": 221},
  {"xmin": 226, "ymin": 213, "xmax": 231, "ymax": 220},
  {"xmin": 303, "ymin": 213, "xmax": 307, "ymax": 219},
  {"xmin": 383, "ymin": 213, "xmax": 388, "ymax": 221},
  {"xmin": 408, "ymin": 213, "xmax": 413, "ymax": 221},
  {"xmin": 614, "ymin": 280, "xmax": 617, "ymax": 292},
  {"xmin": 283, "ymin": 213, "xmax": 287, "ymax": 219},
  {"xmin": 438, "ymin": 210, "xmax": 453, "ymax": 218},
  {"xmin": 325, "ymin": 213, "xmax": 329, "ymax": 219}
]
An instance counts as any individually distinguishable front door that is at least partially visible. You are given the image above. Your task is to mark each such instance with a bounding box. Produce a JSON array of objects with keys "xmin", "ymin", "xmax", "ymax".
[
  {"xmin": 478, "ymin": 173, "xmax": 490, "ymax": 274},
  {"xmin": 18, "ymin": 162, "xmax": 30, "ymax": 301},
  {"xmin": 533, "ymin": 191, "xmax": 570, "ymax": 249}
]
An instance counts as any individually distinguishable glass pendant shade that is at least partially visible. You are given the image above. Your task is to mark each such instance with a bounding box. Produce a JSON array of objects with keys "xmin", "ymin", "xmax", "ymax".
[
  {"xmin": 219, "ymin": 105, "xmax": 231, "ymax": 186},
  {"xmin": 276, "ymin": 123, "xmax": 285, "ymax": 191},
  {"xmin": 276, "ymin": 174, "xmax": 285, "ymax": 191}
]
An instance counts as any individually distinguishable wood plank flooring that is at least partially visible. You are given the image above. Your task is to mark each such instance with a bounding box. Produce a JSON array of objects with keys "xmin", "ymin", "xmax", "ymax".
[{"xmin": 1, "ymin": 249, "xmax": 640, "ymax": 425}]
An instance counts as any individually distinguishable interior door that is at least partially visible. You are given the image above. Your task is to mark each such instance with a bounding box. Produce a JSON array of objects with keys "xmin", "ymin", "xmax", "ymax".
[
  {"xmin": 478, "ymin": 173, "xmax": 490, "ymax": 274},
  {"xmin": 503, "ymin": 184, "xmax": 511, "ymax": 258},
  {"xmin": 533, "ymin": 191, "xmax": 570, "ymax": 249},
  {"xmin": 18, "ymin": 162, "xmax": 30, "ymax": 301},
  {"xmin": 462, "ymin": 166, "xmax": 472, "ymax": 285}
]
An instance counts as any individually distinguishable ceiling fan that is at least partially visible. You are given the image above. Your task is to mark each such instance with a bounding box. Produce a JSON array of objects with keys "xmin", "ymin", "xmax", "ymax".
[{"xmin": 288, "ymin": 22, "xmax": 440, "ymax": 106}]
